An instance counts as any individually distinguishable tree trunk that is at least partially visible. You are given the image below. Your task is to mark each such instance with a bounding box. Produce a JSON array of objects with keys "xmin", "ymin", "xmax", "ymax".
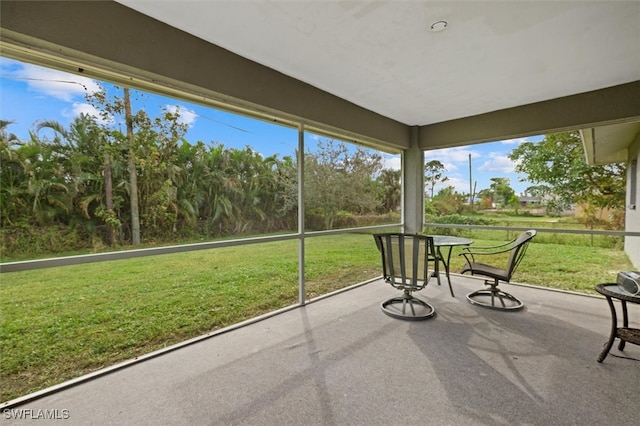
[
  {"xmin": 124, "ymin": 87, "xmax": 141, "ymax": 245},
  {"xmin": 103, "ymin": 149, "xmax": 115, "ymax": 246}
]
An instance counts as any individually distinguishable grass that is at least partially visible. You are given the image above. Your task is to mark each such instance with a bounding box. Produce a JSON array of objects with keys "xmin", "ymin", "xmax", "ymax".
[
  {"xmin": 0, "ymin": 231, "xmax": 634, "ymax": 402},
  {"xmin": 445, "ymin": 237, "xmax": 631, "ymax": 292}
]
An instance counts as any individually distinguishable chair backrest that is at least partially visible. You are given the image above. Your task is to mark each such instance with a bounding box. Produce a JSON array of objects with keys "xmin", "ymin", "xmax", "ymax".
[
  {"xmin": 373, "ymin": 233, "xmax": 436, "ymax": 290},
  {"xmin": 505, "ymin": 230, "xmax": 537, "ymax": 280}
]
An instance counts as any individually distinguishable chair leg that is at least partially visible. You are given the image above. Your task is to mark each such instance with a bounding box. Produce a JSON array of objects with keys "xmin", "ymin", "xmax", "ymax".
[
  {"xmin": 430, "ymin": 255, "xmax": 442, "ymax": 287},
  {"xmin": 381, "ymin": 289, "xmax": 436, "ymax": 320},
  {"xmin": 466, "ymin": 279, "xmax": 524, "ymax": 311}
]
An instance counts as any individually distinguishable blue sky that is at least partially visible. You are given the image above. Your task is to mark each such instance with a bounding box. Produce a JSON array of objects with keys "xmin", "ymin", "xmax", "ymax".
[{"xmin": 1, "ymin": 57, "xmax": 543, "ymax": 195}]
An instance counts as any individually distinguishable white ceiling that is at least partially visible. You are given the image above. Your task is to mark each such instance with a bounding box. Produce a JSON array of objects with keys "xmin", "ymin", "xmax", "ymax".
[{"xmin": 118, "ymin": 1, "xmax": 639, "ymax": 127}]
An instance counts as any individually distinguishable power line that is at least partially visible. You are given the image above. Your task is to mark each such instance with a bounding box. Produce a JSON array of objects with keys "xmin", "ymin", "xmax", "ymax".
[
  {"xmin": 1, "ymin": 75, "xmax": 90, "ymax": 91},
  {"xmin": 4, "ymin": 76, "xmax": 250, "ymax": 133}
]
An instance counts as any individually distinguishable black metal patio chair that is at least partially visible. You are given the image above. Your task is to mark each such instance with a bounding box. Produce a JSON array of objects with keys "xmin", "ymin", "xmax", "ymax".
[
  {"xmin": 373, "ymin": 233, "xmax": 438, "ymax": 320},
  {"xmin": 460, "ymin": 230, "xmax": 536, "ymax": 311}
]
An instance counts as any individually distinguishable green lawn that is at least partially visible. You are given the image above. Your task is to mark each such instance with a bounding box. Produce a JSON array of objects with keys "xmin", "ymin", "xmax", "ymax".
[{"xmin": 0, "ymin": 232, "xmax": 634, "ymax": 402}]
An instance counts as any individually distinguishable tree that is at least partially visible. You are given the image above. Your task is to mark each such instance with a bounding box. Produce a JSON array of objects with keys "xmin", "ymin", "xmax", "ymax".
[
  {"xmin": 4, "ymin": 74, "xmax": 405, "ymax": 255},
  {"xmin": 0, "ymin": 120, "xmax": 18, "ymax": 143},
  {"xmin": 476, "ymin": 188, "xmax": 493, "ymax": 209},
  {"xmin": 86, "ymin": 85, "xmax": 143, "ymax": 243},
  {"xmin": 509, "ymin": 131, "xmax": 626, "ymax": 216},
  {"xmin": 33, "ymin": 116, "xmax": 125, "ymax": 244},
  {"xmin": 0, "ymin": 121, "xmax": 27, "ymax": 226},
  {"xmin": 508, "ymin": 194, "xmax": 520, "ymax": 214},
  {"xmin": 431, "ymin": 185, "xmax": 466, "ymax": 215},
  {"xmin": 304, "ymin": 139, "xmax": 383, "ymax": 230},
  {"xmin": 424, "ymin": 160, "xmax": 448, "ymax": 200},
  {"xmin": 489, "ymin": 177, "xmax": 515, "ymax": 208},
  {"xmin": 376, "ymin": 169, "xmax": 401, "ymax": 213},
  {"xmin": 123, "ymin": 88, "xmax": 141, "ymax": 244}
]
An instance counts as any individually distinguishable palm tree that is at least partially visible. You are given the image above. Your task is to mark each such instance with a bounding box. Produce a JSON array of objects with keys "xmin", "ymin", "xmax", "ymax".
[
  {"xmin": 0, "ymin": 121, "xmax": 28, "ymax": 226},
  {"xmin": 377, "ymin": 169, "xmax": 401, "ymax": 213},
  {"xmin": 22, "ymin": 132, "xmax": 73, "ymax": 226}
]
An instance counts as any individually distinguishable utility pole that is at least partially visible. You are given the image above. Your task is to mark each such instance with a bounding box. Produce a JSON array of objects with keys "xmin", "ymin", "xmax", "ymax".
[{"xmin": 469, "ymin": 153, "xmax": 474, "ymax": 212}]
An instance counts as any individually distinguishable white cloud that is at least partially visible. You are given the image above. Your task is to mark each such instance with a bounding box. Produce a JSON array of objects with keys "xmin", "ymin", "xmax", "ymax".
[
  {"xmin": 432, "ymin": 175, "xmax": 470, "ymax": 194},
  {"xmin": 165, "ymin": 104, "xmax": 198, "ymax": 127},
  {"xmin": 383, "ymin": 155, "xmax": 401, "ymax": 170},
  {"xmin": 9, "ymin": 61, "xmax": 101, "ymax": 101},
  {"xmin": 425, "ymin": 146, "xmax": 482, "ymax": 172},
  {"xmin": 499, "ymin": 137, "xmax": 527, "ymax": 145},
  {"xmin": 63, "ymin": 103, "xmax": 112, "ymax": 125},
  {"xmin": 428, "ymin": 147, "xmax": 482, "ymax": 163},
  {"xmin": 499, "ymin": 135, "xmax": 543, "ymax": 145},
  {"xmin": 477, "ymin": 153, "xmax": 516, "ymax": 173}
]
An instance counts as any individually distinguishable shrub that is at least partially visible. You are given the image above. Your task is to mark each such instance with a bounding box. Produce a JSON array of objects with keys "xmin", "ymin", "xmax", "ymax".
[
  {"xmin": 423, "ymin": 214, "xmax": 492, "ymax": 236},
  {"xmin": 1, "ymin": 225, "xmax": 92, "ymax": 260}
]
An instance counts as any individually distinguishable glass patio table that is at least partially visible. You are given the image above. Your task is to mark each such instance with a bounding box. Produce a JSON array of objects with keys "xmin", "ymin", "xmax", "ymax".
[{"xmin": 427, "ymin": 235, "xmax": 474, "ymax": 297}]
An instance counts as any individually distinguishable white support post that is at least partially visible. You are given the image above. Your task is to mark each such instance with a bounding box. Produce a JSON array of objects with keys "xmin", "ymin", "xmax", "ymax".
[
  {"xmin": 403, "ymin": 126, "xmax": 424, "ymax": 234},
  {"xmin": 297, "ymin": 124, "xmax": 306, "ymax": 305}
]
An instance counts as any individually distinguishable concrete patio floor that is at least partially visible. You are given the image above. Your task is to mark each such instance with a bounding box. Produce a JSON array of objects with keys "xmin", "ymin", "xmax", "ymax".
[{"xmin": 4, "ymin": 275, "xmax": 640, "ymax": 425}]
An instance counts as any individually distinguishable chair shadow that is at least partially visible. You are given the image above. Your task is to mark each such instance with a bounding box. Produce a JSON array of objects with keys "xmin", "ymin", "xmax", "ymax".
[{"xmin": 407, "ymin": 300, "xmax": 640, "ymax": 425}]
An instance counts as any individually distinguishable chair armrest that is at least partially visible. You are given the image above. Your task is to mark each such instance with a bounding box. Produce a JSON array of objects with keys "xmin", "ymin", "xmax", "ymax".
[
  {"xmin": 459, "ymin": 251, "xmax": 475, "ymax": 265},
  {"xmin": 461, "ymin": 240, "xmax": 511, "ymax": 252}
]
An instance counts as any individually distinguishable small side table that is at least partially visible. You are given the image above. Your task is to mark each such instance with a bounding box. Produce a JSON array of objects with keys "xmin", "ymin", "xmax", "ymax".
[{"xmin": 595, "ymin": 283, "xmax": 640, "ymax": 362}]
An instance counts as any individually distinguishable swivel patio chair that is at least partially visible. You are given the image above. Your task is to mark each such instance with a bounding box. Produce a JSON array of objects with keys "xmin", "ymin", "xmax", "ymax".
[
  {"xmin": 373, "ymin": 233, "xmax": 438, "ymax": 320},
  {"xmin": 460, "ymin": 230, "xmax": 536, "ymax": 311}
]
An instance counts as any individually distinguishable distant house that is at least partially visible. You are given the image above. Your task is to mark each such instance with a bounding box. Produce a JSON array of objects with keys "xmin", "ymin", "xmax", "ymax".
[{"xmin": 518, "ymin": 196, "xmax": 540, "ymax": 208}]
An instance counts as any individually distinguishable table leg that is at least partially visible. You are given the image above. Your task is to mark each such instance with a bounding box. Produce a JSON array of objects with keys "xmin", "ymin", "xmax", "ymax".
[
  {"xmin": 437, "ymin": 246, "xmax": 455, "ymax": 297},
  {"xmin": 598, "ymin": 295, "xmax": 618, "ymax": 362},
  {"xmin": 618, "ymin": 300, "xmax": 629, "ymax": 351}
]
